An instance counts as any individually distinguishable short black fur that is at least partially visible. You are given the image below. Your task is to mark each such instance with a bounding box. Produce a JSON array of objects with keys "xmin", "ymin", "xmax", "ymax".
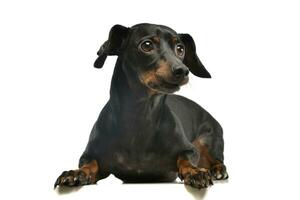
[{"xmin": 55, "ymin": 23, "xmax": 228, "ymax": 189}]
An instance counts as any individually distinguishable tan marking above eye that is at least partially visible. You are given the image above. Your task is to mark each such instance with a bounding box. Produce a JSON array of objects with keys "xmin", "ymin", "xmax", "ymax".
[
  {"xmin": 171, "ymin": 37, "xmax": 178, "ymax": 44},
  {"xmin": 152, "ymin": 36, "xmax": 160, "ymax": 43}
]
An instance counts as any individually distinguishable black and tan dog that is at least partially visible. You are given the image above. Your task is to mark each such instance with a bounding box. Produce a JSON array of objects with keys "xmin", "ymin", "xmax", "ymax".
[{"xmin": 54, "ymin": 23, "xmax": 228, "ymax": 190}]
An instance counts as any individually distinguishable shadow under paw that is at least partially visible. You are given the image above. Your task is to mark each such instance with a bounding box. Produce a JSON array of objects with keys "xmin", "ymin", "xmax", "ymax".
[{"xmin": 55, "ymin": 185, "xmax": 82, "ymax": 195}]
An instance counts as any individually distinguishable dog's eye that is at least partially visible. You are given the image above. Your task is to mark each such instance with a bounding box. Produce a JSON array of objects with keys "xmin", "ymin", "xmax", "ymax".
[
  {"xmin": 175, "ymin": 44, "xmax": 185, "ymax": 57},
  {"xmin": 140, "ymin": 40, "xmax": 154, "ymax": 52}
]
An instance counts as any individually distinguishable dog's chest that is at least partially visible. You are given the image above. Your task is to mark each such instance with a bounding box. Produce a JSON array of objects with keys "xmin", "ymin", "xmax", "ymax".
[
  {"xmin": 111, "ymin": 146, "xmax": 177, "ymax": 182},
  {"xmin": 111, "ymin": 114, "xmax": 175, "ymax": 173},
  {"xmin": 108, "ymin": 98, "xmax": 186, "ymax": 174},
  {"xmin": 111, "ymin": 143, "xmax": 176, "ymax": 178}
]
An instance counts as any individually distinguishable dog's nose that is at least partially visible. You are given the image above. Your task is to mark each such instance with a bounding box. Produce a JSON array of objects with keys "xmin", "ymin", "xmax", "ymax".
[{"xmin": 172, "ymin": 66, "xmax": 189, "ymax": 77}]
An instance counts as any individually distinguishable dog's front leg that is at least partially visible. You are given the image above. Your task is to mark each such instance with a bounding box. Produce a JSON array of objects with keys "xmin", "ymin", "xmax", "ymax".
[
  {"xmin": 54, "ymin": 160, "xmax": 99, "ymax": 188},
  {"xmin": 177, "ymin": 154, "xmax": 213, "ymax": 189}
]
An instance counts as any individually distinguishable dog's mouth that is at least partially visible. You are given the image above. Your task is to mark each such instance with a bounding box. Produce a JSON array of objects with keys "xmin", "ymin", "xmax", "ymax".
[{"xmin": 147, "ymin": 76, "xmax": 189, "ymax": 93}]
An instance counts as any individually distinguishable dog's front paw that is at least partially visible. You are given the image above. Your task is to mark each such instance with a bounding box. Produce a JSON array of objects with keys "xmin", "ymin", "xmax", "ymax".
[
  {"xmin": 179, "ymin": 167, "xmax": 213, "ymax": 189},
  {"xmin": 54, "ymin": 170, "xmax": 95, "ymax": 188},
  {"xmin": 211, "ymin": 163, "xmax": 228, "ymax": 180}
]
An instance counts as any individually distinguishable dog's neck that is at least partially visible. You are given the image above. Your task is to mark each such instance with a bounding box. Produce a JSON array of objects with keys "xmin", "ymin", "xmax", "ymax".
[{"xmin": 109, "ymin": 57, "xmax": 162, "ymax": 112}]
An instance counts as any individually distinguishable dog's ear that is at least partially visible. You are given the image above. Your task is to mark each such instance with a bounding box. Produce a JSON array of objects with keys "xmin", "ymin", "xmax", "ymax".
[
  {"xmin": 179, "ymin": 34, "xmax": 211, "ymax": 78},
  {"xmin": 94, "ymin": 25, "xmax": 129, "ymax": 68}
]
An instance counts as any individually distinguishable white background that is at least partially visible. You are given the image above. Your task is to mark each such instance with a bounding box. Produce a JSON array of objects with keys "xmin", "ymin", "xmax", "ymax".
[{"xmin": 0, "ymin": 0, "xmax": 300, "ymax": 199}]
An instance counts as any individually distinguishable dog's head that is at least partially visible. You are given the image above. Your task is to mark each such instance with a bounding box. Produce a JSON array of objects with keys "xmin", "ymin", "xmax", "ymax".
[{"xmin": 94, "ymin": 23, "xmax": 211, "ymax": 93}]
